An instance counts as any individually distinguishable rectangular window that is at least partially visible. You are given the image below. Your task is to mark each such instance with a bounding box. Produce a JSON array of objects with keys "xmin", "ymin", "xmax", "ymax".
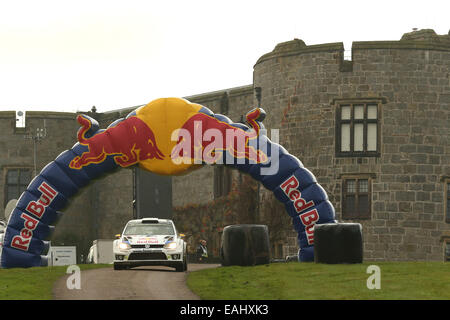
[
  {"xmin": 214, "ymin": 166, "xmax": 231, "ymax": 199},
  {"xmin": 272, "ymin": 242, "xmax": 284, "ymax": 260},
  {"xmin": 446, "ymin": 182, "xmax": 450, "ymax": 223},
  {"xmin": 5, "ymin": 168, "xmax": 31, "ymax": 207},
  {"xmin": 336, "ymin": 102, "xmax": 380, "ymax": 157},
  {"xmin": 342, "ymin": 177, "xmax": 371, "ymax": 220},
  {"xmin": 220, "ymin": 92, "xmax": 229, "ymax": 115},
  {"xmin": 446, "ymin": 242, "xmax": 450, "ymax": 262}
]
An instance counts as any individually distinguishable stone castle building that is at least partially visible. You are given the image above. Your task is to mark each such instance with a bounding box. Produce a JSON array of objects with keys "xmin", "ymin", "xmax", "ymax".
[{"xmin": 1, "ymin": 29, "xmax": 449, "ymax": 262}]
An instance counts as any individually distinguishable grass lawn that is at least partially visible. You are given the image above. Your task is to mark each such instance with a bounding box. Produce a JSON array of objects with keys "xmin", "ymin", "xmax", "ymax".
[
  {"xmin": 0, "ymin": 264, "xmax": 111, "ymax": 300},
  {"xmin": 187, "ymin": 261, "xmax": 450, "ymax": 300}
]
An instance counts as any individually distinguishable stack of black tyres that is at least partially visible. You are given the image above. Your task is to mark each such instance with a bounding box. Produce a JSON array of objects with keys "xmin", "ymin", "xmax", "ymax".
[
  {"xmin": 313, "ymin": 223, "xmax": 363, "ymax": 264},
  {"xmin": 220, "ymin": 224, "xmax": 270, "ymax": 266}
]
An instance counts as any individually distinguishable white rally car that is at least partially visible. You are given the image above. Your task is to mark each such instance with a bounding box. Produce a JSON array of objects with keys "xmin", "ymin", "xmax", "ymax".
[{"xmin": 113, "ymin": 218, "xmax": 187, "ymax": 271}]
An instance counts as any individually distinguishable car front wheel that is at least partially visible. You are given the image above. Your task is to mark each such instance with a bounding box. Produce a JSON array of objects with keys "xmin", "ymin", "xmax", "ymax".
[
  {"xmin": 175, "ymin": 251, "xmax": 188, "ymax": 272},
  {"xmin": 114, "ymin": 263, "xmax": 128, "ymax": 270}
]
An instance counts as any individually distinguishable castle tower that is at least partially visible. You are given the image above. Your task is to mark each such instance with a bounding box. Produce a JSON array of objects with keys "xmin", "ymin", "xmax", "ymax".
[{"xmin": 253, "ymin": 29, "xmax": 450, "ymax": 261}]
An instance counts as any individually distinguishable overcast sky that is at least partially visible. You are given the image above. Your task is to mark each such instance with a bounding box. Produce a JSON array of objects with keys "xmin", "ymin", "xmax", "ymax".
[{"xmin": 0, "ymin": 0, "xmax": 448, "ymax": 114}]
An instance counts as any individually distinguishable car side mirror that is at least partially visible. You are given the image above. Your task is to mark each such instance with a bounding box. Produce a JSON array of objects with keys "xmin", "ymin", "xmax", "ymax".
[{"xmin": 115, "ymin": 234, "xmax": 121, "ymax": 239}]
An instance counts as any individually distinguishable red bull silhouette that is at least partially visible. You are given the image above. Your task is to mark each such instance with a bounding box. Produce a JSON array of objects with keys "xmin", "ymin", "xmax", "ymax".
[
  {"xmin": 171, "ymin": 107, "xmax": 268, "ymax": 164},
  {"xmin": 70, "ymin": 114, "xmax": 164, "ymax": 169}
]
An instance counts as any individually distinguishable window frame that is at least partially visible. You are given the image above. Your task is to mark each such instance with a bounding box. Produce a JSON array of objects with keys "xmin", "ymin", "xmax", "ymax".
[
  {"xmin": 335, "ymin": 99, "xmax": 382, "ymax": 158},
  {"xmin": 220, "ymin": 92, "xmax": 229, "ymax": 115},
  {"xmin": 445, "ymin": 179, "xmax": 450, "ymax": 224},
  {"xmin": 214, "ymin": 166, "xmax": 231, "ymax": 199},
  {"xmin": 445, "ymin": 240, "xmax": 450, "ymax": 262},
  {"xmin": 3, "ymin": 167, "xmax": 32, "ymax": 208},
  {"xmin": 341, "ymin": 175, "xmax": 372, "ymax": 220},
  {"xmin": 272, "ymin": 241, "xmax": 285, "ymax": 260}
]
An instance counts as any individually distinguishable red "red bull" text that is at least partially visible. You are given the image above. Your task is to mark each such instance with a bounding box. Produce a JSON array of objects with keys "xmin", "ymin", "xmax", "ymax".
[
  {"xmin": 281, "ymin": 175, "xmax": 318, "ymax": 245},
  {"xmin": 11, "ymin": 182, "xmax": 57, "ymax": 251},
  {"xmin": 281, "ymin": 176, "xmax": 315, "ymax": 213}
]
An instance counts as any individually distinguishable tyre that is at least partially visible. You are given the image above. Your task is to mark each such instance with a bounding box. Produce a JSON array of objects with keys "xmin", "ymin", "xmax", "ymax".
[
  {"xmin": 220, "ymin": 224, "xmax": 270, "ymax": 266},
  {"xmin": 175, "ymin": 262, "xmax": 184, "ymax": 272},
  {"xmin": 176, "ymin": 249, "xmax": 188, "ymax": 272},
  {"xmin": 220, "ymin": 246, "xmax": 229, "ymax": 266},
  {"xmin": 113, "ymin": 263, "xmax": 123, "ymax": 270},
  {"xmin": 313, "ymin": 223, "xmax": 363, "ymax": 264}
]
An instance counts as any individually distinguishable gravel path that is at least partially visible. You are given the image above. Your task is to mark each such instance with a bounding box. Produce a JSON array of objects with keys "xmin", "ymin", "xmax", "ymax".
[{"xmin": 52, "ymin": 263, "xmax": 219, "ymax": 300}]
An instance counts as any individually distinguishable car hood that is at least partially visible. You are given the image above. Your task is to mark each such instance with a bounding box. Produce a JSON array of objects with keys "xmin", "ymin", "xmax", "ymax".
[{"xmin": 123, "ymin": 235, "xmax": 175, "ymax": 245}]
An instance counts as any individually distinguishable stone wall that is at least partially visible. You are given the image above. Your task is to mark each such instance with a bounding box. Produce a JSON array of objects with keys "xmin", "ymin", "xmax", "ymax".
[{"xmin": 253, "ymin": 29, "xmax": 450, "ymax": 261}]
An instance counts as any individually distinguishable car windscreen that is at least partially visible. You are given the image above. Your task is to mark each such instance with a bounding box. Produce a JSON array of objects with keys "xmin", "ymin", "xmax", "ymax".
[{"xmin": 123, "ymin": 223, "xmax": 175, "ymax": 236}]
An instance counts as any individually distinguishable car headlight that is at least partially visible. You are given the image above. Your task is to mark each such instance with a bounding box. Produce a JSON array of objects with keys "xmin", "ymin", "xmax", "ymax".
[
  {"xmin": 164, "ymin": 241, "xmax": 177, "ymax": 250},
  {"xmin": 119, "ymin": 242, "xmax": 131, "ymax": 251}
]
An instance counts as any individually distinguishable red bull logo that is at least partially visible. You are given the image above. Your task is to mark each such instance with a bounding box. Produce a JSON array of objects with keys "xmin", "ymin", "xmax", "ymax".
[
  {"xmin": 69, "ymin": 115, "xmax": 164, "ymax": 169},
  {"xmin": 171, "ymin": 108, "xmax": 268, "ymax": 165},
  {"xmin": 67, "ymin": 99, "xmax": 268, "ymax": 172}
]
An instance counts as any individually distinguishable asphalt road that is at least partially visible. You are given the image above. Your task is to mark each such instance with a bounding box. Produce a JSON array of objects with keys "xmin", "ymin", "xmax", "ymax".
[{"xmin": 53, "ymin": 263, "xmax": 220, "ymax": 300}]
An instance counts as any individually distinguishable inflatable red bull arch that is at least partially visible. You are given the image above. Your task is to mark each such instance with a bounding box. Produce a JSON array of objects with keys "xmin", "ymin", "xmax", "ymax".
[{"xmin": 0, "ymin": 97, "xmax": 336, "ymax": 268}]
